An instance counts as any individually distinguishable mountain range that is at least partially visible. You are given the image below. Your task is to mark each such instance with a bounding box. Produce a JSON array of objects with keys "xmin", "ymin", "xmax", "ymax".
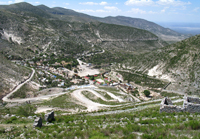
[
  {"xmin": 36, "ymin": 4, "xmax": 187, "ymax": 43},
  {"xmin": 0, "ymin": 2, "xmax": 199, "ymax": 95}
]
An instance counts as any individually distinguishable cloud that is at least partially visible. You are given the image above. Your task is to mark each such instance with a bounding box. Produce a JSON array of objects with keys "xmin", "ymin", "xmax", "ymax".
[
  {"xmin": 99, "ymin": 1, "xmax": 108, "ymax": 5},
  {"xmin": 14, "ymin": 0, "xmax": 24, "ymax": 3},
  {"xmin": 79, "ymin": 1, "xmax": 108, "ymax": 5},
  {"xmin": 128, "ymin": 8, "xmax": 147, "ymax": 14},
  {"xmin": 125, "ymin": 0, "xmax": 191, "ymax": 7},
  {"xmin": 193, "ymin": 7, "xmax": 200, "ymax": 12},
  {"xmin": 125, "ymin": 0, "xmax": 154, "ymax": 6},
  {"xmin": 0, "ymin": 1, "xmax": 8, "ymax": 4},
  {"xmin": 104, "ymin": 6, "xmax": 121, "ymax": 11},
  {"xmin": 79, "ymin": 2, "xmax": 98, "ymax": 5},
  {"xmin": 0, "ymin": 0, "xmax": 24, "ymax": 4},
  {"xmin": 74, "ymin": 6, "xmax": 121, "ymax": 13},
  {"xmin": 75, "ymin": 9, "xmax": 109, "ymax": 13},
  {"xmin": 161, "ymin": 7, "xmax": 169, "ymax": 12},
  {"xmin": 156, "ymin": 0, "xmax": 191, "ymax": 6},
  {"xmin": 128, "ymin": 8, "xmax": 158, "ymax": 14},
  {"xmin": 64, "ymin": 3, "xmax": 69, "ymax": 5}
]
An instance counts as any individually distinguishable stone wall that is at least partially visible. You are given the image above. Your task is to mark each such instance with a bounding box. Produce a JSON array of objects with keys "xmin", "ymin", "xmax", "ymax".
[
  {"xmin": 160, "ymin": 105, "xmax": 184, "ymax": 113},
  {"xmin": 160, "ymin": 96, "xmax": 200, "ymax": 113},
  {"xmin": 160, "ymin": 97, "xmax": 184, "ymax": 113},
  {"xmin": 183, "ymin": 96, "xmax": 200, "ymax": 113},
  {"xmin": 185, "ymin": 96, "xmax": 200, "ymax": 104}
]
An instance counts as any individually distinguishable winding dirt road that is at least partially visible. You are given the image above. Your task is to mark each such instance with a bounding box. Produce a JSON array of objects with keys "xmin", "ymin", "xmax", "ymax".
[
  {"xmin": 2, "ymin": 68, "xmax": 35, "ymax": 102},
  {"xmin": 71, "ymin": 88, "xmax": 126, "ymax": 112}
]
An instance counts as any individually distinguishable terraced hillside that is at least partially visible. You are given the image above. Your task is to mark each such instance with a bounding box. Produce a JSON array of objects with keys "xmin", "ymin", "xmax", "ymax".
[{"xmin": 115, "ymin": 34, "xmax": 200, "ymax": 94}]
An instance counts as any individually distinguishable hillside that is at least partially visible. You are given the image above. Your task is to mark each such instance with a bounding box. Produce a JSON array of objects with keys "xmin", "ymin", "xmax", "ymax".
[
  {"xmin": 36, "ymin": 5, "xmax": 187, "ymax": 43},
  {"xmin": 0, "ymin": 2, "xmax": 168, "ymax": 95},
  {"xmin": 115, "ymin": 34, "xmax": 200, "ymax": 94},
  {"xmin": 0, "ymin": 53, "xmax": 31, "ymax": 99},
  {"xmin": 96, "ymin": 16, "xmax": 187, "ymax": 43},
  {"xmin": 0, "ymin": 2, "xmax": 165, "ymax": 59}
]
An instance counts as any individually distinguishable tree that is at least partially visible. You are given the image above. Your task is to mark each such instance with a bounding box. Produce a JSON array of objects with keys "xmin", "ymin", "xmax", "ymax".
[
  {"xmin": 90, "ymin": 76, "xmax": 94, "ymax": 80},
  {"xmin": 74, "ymin": 69, "xmax": 78, "ymax": 73},
  {"xmin": 144, "ymin": 90, "xmax": 150, "ymax": 97}
]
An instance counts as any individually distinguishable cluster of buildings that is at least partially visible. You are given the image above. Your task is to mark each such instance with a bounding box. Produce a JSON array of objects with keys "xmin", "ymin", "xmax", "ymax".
[{"xmin": 12, "ymin": 59, "xmax": 136, "ymax": 93}]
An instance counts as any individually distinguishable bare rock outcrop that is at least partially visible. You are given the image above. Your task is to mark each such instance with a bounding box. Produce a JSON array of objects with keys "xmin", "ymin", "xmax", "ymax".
[
  {"xmin": 33, "ymin": 117, "xmax": 42, "ymax": 128},
  {"xmin": 44, "ymin": 111, "xmax": 55, "ymax": 122}
]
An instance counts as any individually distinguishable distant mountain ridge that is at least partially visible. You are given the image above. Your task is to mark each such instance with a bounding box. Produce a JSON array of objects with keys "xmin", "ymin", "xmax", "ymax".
[
  {"xmin": 36, "ymin": 4, "xmax": 188, "ymax": 43},
  {"xmin": 0, "ymin": 2, "xmax": 186, "ymax": 43},
  {"xmin": 0, "ymin": 2, "xmax": 165, "ymax": 58}
]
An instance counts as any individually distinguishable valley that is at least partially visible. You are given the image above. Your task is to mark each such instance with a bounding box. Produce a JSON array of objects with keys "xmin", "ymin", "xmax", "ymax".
[{"xmin": 0, "ymin": 2, "xmax": 200, "ymax": 139}]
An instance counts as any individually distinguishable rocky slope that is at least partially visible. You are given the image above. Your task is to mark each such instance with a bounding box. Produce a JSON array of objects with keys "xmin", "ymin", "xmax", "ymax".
[
  {"xmin": 36, "ymin": 5, "xmax": 187, "ymax": 43},
  {"xmin": 0, "ymin": 2, "xmax": 166, "ymax": 59},
  {"xmin": 0, "ymin": 53, "xmax": 31, "ymax": 99},
  {"xmin": 116, "ymin": 34, "xmax": 200, "ymax": 94},
  {"xmin": 0, "ymin": 2, "xmax": 168, "ymax": 96}
]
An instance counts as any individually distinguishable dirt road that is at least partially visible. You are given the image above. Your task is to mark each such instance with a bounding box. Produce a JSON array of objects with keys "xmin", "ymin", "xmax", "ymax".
[{"xmin": 2, "ymin": 68, "xmax": 35, "ymax": 102}]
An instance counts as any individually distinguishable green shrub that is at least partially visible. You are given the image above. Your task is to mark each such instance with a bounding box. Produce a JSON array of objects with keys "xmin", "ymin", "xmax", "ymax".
[
  {"xmin": 17, "ymin": 104, "xmax": 36, "ymax": 117},
  {"xmin": 188, "ymin": 120, "xmax": 200, "ymax": 130},
  {"xmin": 144, "ymin": 90, "xmax": 150, "ymax": 97},
  {"xmin": 6, "ymin": 116, "xmax": 17, "ymax": 124}
]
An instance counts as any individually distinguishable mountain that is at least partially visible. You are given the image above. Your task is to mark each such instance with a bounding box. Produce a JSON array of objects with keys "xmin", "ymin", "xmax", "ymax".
[
  {"xmin": 0, "ymin": 2, "xmax": 168, "ymax": 95},
  {"xmin": 116, "ymin": 34, "xmax": 200, "ymax": 94},
  {"xmin": 0, "ymin": 2, "xmax": 165, "ymax": 59},
  {"xmin": 96, "ymin": 16, "xmax": 187, "ymax": 43},
  {"xmin": 36, "ymin": 5, "xmax": 187, "ymax": 43}
]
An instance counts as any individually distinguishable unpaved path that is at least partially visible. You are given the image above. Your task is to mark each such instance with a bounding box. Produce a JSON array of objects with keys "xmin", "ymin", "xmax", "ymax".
[
  {"xmin": 35, "ymin": 107, "xmax": 54, "ymax": 113},
  {"xmin": 3, "ymin": 91, "xmax": 67, "ymax": 103},
  {"xmin": 2, "ymin": 68, "xmax": 35, "ymax": 102},
  {"xmin": 95, "ymin": 89, "xmax": 125, "ymax": 102},
  {"xmin": 71, "ymin": 89, "xmax": 111, "ymax": 112},
  {"xmin": 88, "ymin": 98, "xmax": 183, "ymax": 116},
  {"xmin": 85, "ymin": 89, "xmax": 107, "ymax": 101}
]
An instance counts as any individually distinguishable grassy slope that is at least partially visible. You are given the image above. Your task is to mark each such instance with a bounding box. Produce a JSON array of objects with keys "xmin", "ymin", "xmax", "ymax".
[{"xmin": 1, "ymin": 99, "xmax": 200, "ymax": 138}]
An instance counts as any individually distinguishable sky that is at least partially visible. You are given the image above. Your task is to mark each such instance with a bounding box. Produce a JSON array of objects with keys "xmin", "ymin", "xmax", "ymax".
[{"xmin": 0, "ymin": 0, "xmax": 200, "ymax": 23}]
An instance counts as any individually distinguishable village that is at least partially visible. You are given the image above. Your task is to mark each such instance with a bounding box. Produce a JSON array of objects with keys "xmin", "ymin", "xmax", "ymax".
[{"xmin": 11, "ymin": 58, "xmax": 140, "ymax": 95}]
